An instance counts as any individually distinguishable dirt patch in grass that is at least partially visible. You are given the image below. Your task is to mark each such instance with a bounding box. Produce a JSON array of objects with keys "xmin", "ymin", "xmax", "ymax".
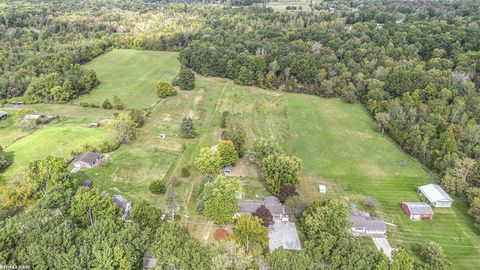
[{"xmin": 231, "ymin": 158, "xmax": 260, "ymax": 178}]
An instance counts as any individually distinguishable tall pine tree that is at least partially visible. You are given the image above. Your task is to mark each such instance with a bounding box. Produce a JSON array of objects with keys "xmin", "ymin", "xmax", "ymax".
[{"xmin": 180, "ymin": 117, "xmax": 197, "ymax": 138}]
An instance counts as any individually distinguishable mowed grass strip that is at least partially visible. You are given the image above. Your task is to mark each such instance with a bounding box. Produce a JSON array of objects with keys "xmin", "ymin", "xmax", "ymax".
[
  {"xmin": 286, "ymin": 94, "xmax": 480, "ymax": 269},
  {"xmin": 77, "ymin": 49, "xmax": 180, "ymax": 109},
  {"xmin": 2, "ymin": 126, "xmax": 109, "ymax": 177}
]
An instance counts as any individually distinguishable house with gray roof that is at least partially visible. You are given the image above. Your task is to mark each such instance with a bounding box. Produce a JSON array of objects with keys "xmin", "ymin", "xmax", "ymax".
[
  {"xmin": 72, "ymin": 152, "xmax": 103, "ymax": 171},
  {"xmin": 22, "ymin": 114, "xmax": 54, "ymax": 123},
  {"xmin": 268, "ymin": 221, "xmax": 301, "ymax": 252},
  {"xmin": 418, "ymin": 184, "xmax": 453, "ymax": 208},
  {"xmin": 348, "ymin": 204, "xmax": 386, "ymax": 236},
  {"xmin": 237, "ymin": 196, "xmax": 288, "ymax": 221}
]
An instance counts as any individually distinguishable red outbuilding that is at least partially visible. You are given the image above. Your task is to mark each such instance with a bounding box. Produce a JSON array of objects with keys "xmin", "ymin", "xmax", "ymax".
[{"xmin": 402, "ymin": 202, "xmax": 433, "ymax": 220}]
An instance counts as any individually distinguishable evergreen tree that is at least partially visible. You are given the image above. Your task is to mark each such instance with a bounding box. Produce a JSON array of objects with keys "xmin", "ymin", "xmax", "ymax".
[
  {"xmin": 180, "ymin": 117, "xmax": 197, "ymax": 138},
  {"xmin": 176, "ymin": 68, "xmax": 196, "ymax": 90}
]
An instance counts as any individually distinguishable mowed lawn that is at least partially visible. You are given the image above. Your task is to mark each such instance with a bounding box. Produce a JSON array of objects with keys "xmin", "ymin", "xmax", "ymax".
[
  {"xmin": 0, "ymin": 116, "xmax": 26, "ymax": 147},
  {"xmin": 76, "ymin": 49, "xmax": 180, "ymax": 109},
  {"xmin": 286, "ymin": 94, "xmax": 480, "ymax": 269},
  {"xmin": 2, "ymin": 126, "xmax": 109, "ymax": 177}
]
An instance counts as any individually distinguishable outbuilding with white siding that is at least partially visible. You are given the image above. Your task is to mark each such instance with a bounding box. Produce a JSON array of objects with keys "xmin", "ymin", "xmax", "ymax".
[{"xmin": 418, "ymin": 184, "xmax": 453, "ymax": 208}]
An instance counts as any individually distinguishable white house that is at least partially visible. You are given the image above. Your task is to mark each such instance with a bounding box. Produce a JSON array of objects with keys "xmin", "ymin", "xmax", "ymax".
[{"xmin": 418, "ymin": 184, "xmax": 453, "ymax": 208}]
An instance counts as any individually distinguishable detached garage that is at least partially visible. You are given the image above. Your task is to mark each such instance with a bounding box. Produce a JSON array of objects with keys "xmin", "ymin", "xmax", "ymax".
[
  {"xmin": 418, "ymin": 184, "xmax": 453, "ymax": 208},
  {"xmin": 402, "ymin": 202, "xmax": 433, "ymax": 220}
]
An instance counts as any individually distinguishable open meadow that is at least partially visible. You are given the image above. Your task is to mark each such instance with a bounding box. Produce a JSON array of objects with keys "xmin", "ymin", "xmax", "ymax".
[
  {"xmin": 2, "ymin": 50, "xmax": 478, "ymax": 268},
  {"xmin": 286, "ymin": 95, "xmax": 480, "ymax": 268},
  {"xmin": 76, "ymin": 49, "xmax": 181, "ymax": 109}
]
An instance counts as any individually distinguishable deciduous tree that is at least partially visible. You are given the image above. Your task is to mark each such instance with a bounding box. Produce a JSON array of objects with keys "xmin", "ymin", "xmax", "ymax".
[
  {"xmin": 262, "ymin": 155, "xmax": 302, "ymax": 195},
  {"xmin": 217, "ymin": 140, "xmax": 238, "ymax": 167},
  {"xmin": 231, "ymin": 214, "xmax": 268, "ymax": 252},
  {"xmin": 203, "ymin": 176, "xmax": 243, "ymax": 224},
  {"xmin": 195, "ymin": 147, "xmax": 221, "ymax": 174}
]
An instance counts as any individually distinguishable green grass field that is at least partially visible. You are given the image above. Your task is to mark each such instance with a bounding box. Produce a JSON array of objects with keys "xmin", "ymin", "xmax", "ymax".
[
  {"xmin": 76, "ymin": 49, "xmax": 181, "ymax": 109},
  {"xmin": 3, "ymin": 126, "xmax": 109, "ymax": 177},
  {"xmin": 286, "ymin": 95, "xmax": 480, "ymax": 269},
  {"xmin": 0, "ymin": 116, "xmax": 26, "ymax": 147}
]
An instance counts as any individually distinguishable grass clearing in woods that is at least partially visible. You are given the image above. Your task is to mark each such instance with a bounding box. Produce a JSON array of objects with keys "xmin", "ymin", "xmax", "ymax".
[{"xmin": 76, "ymin": 49, "xmax": 181, "ymax": 109}]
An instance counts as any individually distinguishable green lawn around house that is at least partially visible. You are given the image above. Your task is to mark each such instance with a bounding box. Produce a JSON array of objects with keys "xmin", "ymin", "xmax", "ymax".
[{"xmin": 3, "ymin": 126, "xmax": 109, "ymax": 177}]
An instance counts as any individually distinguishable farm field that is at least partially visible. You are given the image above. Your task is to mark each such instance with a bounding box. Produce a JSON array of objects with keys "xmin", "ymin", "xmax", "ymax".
[
  {"xmin": 76, "ymin": 49, "xmax": 181, "ymax": 109},
  {"xmin": 286, "ymin": 94, "xmax": 480, "ymax": 268}
]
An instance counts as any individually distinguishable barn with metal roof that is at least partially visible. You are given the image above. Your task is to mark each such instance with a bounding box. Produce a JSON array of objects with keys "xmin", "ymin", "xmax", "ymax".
[{"xmin": 418, "ymin": 184, "xmax": 453, "ymax": 208}]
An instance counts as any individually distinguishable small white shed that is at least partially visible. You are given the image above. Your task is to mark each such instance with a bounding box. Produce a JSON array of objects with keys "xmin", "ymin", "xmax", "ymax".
[{"xmin": 319, "ymin": 185, "xmax": 326, "ymax": 193}]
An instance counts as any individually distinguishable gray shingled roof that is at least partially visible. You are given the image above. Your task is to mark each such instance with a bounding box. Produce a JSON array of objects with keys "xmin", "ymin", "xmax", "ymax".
[
  {"xmin": 74, "ymin": 152, "xmax": 102, "ymax": 165},
  {"xmin": 403, "ymin": 202, "xmax": 433, "ymax": 215},
  {"xmin": 239, "ymin": 199, "xmax": 263, "ymax": 214},
  {"xmin": 239, "ymin": 196, "xmax": 284, "ymax": 216},
  {"xmin": 349, "ymin": 204, "xmax": 386, "ymax": 232},
  {"xmin": 349, "ymin": 215, "xmax": 386, "ymax": 231}
]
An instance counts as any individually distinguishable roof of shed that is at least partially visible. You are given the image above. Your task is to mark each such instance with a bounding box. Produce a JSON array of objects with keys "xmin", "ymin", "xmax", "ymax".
[
  {"xmin": 418, "ymin": 184, "xmax": 453, "ymax": 203},
  {"xmin": 74, "ymin": 152, "xmax": 102, "ymax": 165},
  {"xmin": 403, "ymin": 202, "xmax": 434, "ymax": 215}
]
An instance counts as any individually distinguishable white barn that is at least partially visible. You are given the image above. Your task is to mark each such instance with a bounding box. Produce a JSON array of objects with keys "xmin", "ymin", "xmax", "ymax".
[{"xmin": 418, "ymin": 184, "xmax": 453, "ymax": 208}]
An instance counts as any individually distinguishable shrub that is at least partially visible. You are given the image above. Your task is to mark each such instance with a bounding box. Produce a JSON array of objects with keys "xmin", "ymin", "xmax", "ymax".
[
  {"xmin": 112, "ymin": 95, "xmax": 125, "ymax": 110},
  {"xmin": 213, "ymin": 228, "xmax": 229, "ymax": 241},
  {"xmin": 277, "ymin": 185, "xmax": 298, "ymax": 203},
  {"xmin": 156, "ymin": 81, "xmax": 177, "ymax": 98},
  {"xmin": 180, "ymin": 165, "xmax": 191, "ymax": 177},
  {"xmin": 129, "ymin": 109, "xmax": 145, "ymax": 127},
  {"xmin": 220, "ymin": 111, "xmax": 229, "ymax": 128},
  {"xmin": 97, "ymin": 140, "xmax": 121, "ymax": 153},
  {"xmin": 102, "ymin": 99, "xmax": 112, "ymax": 109},
  {"xmin": 149, "ymin": 180, "xmax": 166, "ymax": 194}
]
